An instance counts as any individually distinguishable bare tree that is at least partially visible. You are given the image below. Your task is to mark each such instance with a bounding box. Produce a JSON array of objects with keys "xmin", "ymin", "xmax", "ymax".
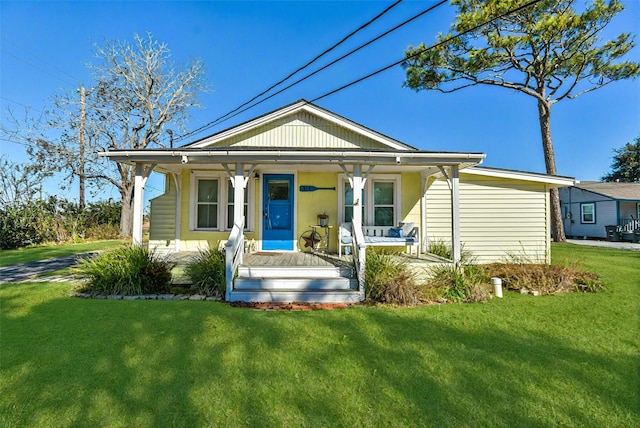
[
  {"xmin": 0, "ymin": 155, "xmax": 49, "ymax": 208},
  {"xmin": 2, "ymin": 33, "xmax": 209, "ymax": 236}
]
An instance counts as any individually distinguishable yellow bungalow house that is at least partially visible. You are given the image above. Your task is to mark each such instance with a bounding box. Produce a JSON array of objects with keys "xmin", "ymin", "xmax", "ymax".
[{"xmin": 102, "ymin": 100, "xmax": 575, "ymax": 303}]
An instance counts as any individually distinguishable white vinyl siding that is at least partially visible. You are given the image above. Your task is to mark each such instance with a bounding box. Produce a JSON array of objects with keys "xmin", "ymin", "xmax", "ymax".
[
  {"xmin": 213, "ymin": 111, "xmax": 392, "ymax": 149},
  {"xmin": 426, "ymin": 174, "xmax": 549, "ymax": 263}
]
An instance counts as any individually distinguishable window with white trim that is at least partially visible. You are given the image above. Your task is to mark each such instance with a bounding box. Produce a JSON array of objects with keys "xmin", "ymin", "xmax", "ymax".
[
  {"xmin": 227, "ymin": 180, "xmax": 249, "ymax": 229},
  {"xmin": 196, "ymin": 179, "xmax": 219, "ymax": 229},
  {"xmin": 580, "ymin": 203, "xmax": 595, "ymax": 224},
  {"xmin": 339, "ymin": 174, "xmax": 401, "ymax": 226},
  {"xmin": 191, "ymin": 173, "xmax": 254, "ymax": 231}
]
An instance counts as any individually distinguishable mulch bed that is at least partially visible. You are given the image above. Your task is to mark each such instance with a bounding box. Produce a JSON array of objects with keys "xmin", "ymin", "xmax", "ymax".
[{"xmin": 230, "ymin": 302, "xmax": 355, "ymax": 311}]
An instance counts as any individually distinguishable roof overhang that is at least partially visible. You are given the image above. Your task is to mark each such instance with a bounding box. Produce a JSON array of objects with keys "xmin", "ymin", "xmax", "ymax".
[
  {"xmin": 100, "ymin": 148, "xmax": 486, "ymax": 175},
  {"xmin": 464, "ymin": 166, "xmax": 576, "ymax": 187}
]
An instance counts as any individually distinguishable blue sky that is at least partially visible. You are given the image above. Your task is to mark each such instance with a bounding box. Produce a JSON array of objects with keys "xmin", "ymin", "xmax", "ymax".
[{"xmin": 1, "ymin": 0, "xmax": 639, "ymax": 203}]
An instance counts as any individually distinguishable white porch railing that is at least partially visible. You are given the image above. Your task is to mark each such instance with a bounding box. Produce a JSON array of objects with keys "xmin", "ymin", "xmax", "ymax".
[
  {"xmin": 621, "ymin": 218, "xmax": 639, "ymax": 232},
  {"xmin": 351, "ymin": 222, "xmax": 367, "ymax": 299},
  {"xmin": 225, "ymin": 221, "xmax": 245, "ymax": 301}
]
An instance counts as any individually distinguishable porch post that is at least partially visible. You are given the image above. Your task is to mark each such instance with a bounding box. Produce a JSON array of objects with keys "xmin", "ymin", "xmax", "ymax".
[
  {"xmin": 451, "ymin": 165, "xmax": 461, "ymax": 263},
  {"xmin": 351, "ymin": 164, "xmax": 364, "ymax": 227},
  {"xmin": 233, "ymin": 163, "xmax": 246, "ymax": 227},
  {"xmin": 421, "ymin": 175, "xmax": 428, "ymax": 254},
  {"xmin": 132, "ymin": 163, "xmax": 156, "ymax": 246}
]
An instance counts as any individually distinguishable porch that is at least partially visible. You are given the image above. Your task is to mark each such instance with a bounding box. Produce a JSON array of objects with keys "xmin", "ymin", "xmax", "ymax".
[{"xmin": 169, "ymin": 250, "xmax": 449, "ymax": 303}]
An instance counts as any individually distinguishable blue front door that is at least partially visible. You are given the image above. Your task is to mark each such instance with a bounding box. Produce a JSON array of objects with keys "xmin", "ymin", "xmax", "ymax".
[{"xmin": 263, "ymin": 174, "xmax": 294, "ymax": 250}]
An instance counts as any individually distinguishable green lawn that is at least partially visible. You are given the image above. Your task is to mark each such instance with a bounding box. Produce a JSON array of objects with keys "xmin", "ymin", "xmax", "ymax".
[
  {"xmin": 1, "ymin": 243, "xmax": 638, "ymax": 427},
  {"xmin": 0, "ymin": 240, "xmax": 126, "ymax": 267}
]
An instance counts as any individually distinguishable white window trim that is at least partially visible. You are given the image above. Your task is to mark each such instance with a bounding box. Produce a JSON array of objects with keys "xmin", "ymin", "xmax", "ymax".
[
  {"xmin": 580, "ymin": 202, "xmax": 595, "ymax": 224},
  {"xmin": 190, "ymin": 171, "xmax": 254, "ymax": 232},
  {"xmin": 338, "ymin": 173, "xmax": 402, "ymax": 226}
]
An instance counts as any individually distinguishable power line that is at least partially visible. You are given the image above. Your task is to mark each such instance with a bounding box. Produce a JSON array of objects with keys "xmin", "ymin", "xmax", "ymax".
[
  {"xmin": 176, "ymin": 0, "xmax": 449, "ymax": 143},
  {"xmin": 310, "ymin": 0, "xmax": 543, "ymax": 103},
  {"xmin": 1, "ymin": 38, "xmax": 80, "ymax": 83},
  {"xmin": 0, "ymin": 96, "xmax": 45, "ymax": 115},
  {"xmin": 1, "ymin": 49, "xmax": 77, "ymax": 86},
  {"xmin": 174, "ymin": 0, "xmax": 405, "ymax": 143}
]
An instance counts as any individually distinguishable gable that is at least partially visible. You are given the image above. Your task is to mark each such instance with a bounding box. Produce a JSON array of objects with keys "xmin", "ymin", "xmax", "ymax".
[
  {"xmin": 186, "ymin": 100, "xmax": 413, "ymax": 151},
  {"xmin": 208, "ymin": 110, "xmax": 394, "ymax": 149}
]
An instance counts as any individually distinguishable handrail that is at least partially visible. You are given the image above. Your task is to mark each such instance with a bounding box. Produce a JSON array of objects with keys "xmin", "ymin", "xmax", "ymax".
[
  {"xmin": 225, "ymin": 220, "xmax": 244, "ymax": 301},
  {"xmin": 351, "ymin": 221, "xmax": 367, "ymax": 298}
]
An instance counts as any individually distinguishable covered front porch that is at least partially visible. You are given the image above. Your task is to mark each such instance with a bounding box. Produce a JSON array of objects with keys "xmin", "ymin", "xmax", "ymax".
[{"xmin": 169, "ymin": 250, "xmax": 451, "ymax": 303}]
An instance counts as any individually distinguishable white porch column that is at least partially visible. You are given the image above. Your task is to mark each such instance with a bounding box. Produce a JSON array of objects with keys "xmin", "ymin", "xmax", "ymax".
[
  {"xmin": 420, "ymin": 175, "xmax": 428, "ymax": 254},
  {"xmin": 132, "ymin": 163, "xmax": 156, "ymax": 246},
  {"xmin": 233, "ymin": 163, "xmax": 246, "ymax": 227},
  {"xmin": 451, "ymin": 165, "xmax": 461, "ymax": 263},
  {"xmin": 351, "ymin": 164, "xmax": 364, "ymax": 227}
]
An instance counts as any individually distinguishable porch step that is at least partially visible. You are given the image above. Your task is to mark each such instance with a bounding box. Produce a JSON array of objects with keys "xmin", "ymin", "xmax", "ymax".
[
  {"xmin": 234, "ymin": 277, "xmax": 356, "ymax": 291},
  {"xmin": 237, "ymin": 265, "xmax": 352, "ymax": 279},
  {"xmin": 228, "ymin": 289, "xmax": 363, "ymax": 303}
]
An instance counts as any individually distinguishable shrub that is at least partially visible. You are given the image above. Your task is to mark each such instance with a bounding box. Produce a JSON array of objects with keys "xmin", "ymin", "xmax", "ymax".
[
  {"xmin": 482, "ymin": 262, "xmax": 603, "ymax": 295},
  {"xmin": 75, "ymin": 245, "xmax": 174, "ymax": 295},
  {"xmin": 427, "ymin": 239, "xmax": 474, "ymax": 263},
  {"xmin": 423, "ymin": 263, "xmax": 491, "ymax": 303},
  {"xmin": 184, "ymin": 248, "xmax": 226, "ymax": 298},
  {"xmin": 365, "ymin": 248, "xmax": 418, "ymax": 305}
]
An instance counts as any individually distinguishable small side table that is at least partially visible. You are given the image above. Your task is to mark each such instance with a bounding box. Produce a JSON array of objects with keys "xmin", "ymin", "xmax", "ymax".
[{"xmin": 309, "ymin": 224, "xmax": 333, "ymax": 253}]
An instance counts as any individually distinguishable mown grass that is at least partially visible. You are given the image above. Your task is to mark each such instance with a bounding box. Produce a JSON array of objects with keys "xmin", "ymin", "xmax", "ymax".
[
  {"xmin": 1, "ymin": 243, "xmax": 638, "ymax": 426},
  {"xmin": 0, "ymin": 240, "xmax": 126, "ymax": 267}
]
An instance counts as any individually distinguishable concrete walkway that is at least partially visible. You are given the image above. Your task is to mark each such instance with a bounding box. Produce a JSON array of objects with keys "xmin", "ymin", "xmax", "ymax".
[
  {"xmin": 0, "ymin": 252, "xmax": 96, "ymax": 284},
  {"xmin": 567, "ymin": 239, "xmax": 640, "ymax": 252}
]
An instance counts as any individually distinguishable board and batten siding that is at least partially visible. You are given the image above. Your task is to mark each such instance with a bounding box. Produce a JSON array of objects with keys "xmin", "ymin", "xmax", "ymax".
[
  {"xmin": 148, "ymin": 175, "xmax": 177, "ymax": 254},
  {"xmin": 426, "ymin": 174, "xmax": 550, "ymax": 263},
  {"xmin": 213, "ymin": 111, "xmax": 391, "ymax": 150}
]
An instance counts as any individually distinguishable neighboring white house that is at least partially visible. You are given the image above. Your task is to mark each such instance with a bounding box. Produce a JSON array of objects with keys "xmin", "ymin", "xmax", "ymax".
[{"xmin": 559, "ymin": 182, "xmax": 640, "ymax": 240}]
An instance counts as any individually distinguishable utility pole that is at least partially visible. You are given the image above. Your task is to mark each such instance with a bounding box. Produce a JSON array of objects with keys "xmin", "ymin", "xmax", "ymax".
[{"xmin": 78, "ymin": 85, "xmax": 87, "ymax": 211}]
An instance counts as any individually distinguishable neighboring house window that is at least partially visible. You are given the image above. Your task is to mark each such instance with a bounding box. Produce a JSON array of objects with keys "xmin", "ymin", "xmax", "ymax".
[
  {"xmin": 227, "ymin": 180, "xmax": 248, "ymax": 229},
  {"xmin": 580, "ymin": 203, "xmax": 595, "ymax": 224},
  {"xmin": 339, "ymin": 174, "xmax": 401, "ymax": 226},
  {"xmin": 196, "ymin": 179, "xmax": 219, "ymax": 229}
]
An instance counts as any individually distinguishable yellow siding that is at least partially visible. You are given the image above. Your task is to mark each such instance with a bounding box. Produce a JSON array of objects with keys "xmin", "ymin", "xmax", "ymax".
[
  {"xmin": 148, "ymin": 175, "xmax": 176, "ymax": 254},
  {"xmin": 213, "ymin": 111, "xmax": 391, "ymax": 149},
  {"xmin": 426, "ymin": 174, "xmax": 550, "ymax": 263},
  {"xmin": 297, "ymin": 171, "xmax": 340, "ymax": 252},
  {"xmin": 402, "ymin": 172, "xmax": 421, "ymax": 226}
]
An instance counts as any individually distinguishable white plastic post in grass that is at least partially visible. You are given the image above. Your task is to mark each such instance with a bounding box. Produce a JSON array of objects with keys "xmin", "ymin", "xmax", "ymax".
[{"xmin": 491, "ymin": 277, "xmax": 503, "ymax": 298}]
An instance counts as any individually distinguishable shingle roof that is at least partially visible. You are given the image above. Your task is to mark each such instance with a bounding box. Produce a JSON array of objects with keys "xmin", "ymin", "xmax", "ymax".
[{"xmin": 576, "ymin": 181, "xmax": 640, "ymax": 201}]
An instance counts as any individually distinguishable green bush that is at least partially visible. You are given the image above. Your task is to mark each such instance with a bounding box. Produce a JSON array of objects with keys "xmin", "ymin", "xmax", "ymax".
[
  {"xmin": 365, "ymin": 248, "xmax": 418, "ymax": 305},
  {"xmin": 75, "ymin": 245, "xmax": 174, "ymax": 295},
  {"xmin": 184, "ymin": 248, "xmax": 226, "ymax": 298},
  {"xmin": 424, "ymin": 263, "xmax": 491, "ymax": 303},
  {"xmin": 0, "ymin": 197, "xmax": 122, "ymax": 249},
  {"xmin": 427, "ymin": 239, "xmax": 474, "ymax": 263}
]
